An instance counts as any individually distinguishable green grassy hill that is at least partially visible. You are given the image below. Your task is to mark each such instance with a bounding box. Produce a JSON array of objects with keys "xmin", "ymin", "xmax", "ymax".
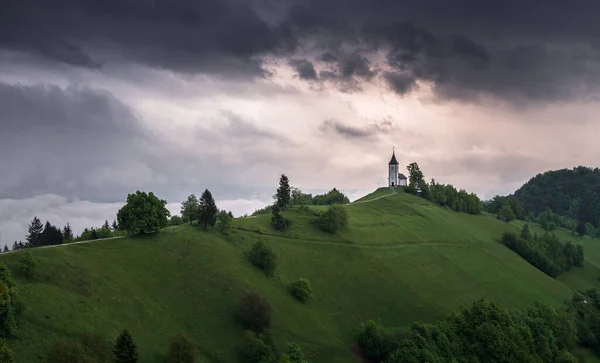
[{"xmin": 2, "ymin": 188, "xmax": 600, "ymax": 362}]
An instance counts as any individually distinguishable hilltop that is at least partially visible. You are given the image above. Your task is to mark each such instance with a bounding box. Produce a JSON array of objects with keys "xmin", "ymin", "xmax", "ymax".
[{"xmin": 2, "ymin": 188, "xmax": 600, "ymax": 362}]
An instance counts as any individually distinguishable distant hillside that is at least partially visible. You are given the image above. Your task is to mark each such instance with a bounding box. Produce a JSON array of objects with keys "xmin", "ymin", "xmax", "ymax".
[
  {"xmin": 2, "ymin": 188, "xmax": 600, "ymax": 362},
  {"xmin": 513, "ymin": 166, "xmax": 600, "ymax": 226}
]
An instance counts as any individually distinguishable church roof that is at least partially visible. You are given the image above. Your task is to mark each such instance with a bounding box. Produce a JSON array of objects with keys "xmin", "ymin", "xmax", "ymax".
[
  {"xmin": 398, "ymin": 173, "xmax": 407, "ymax": 179},
  {"xmin": 388, "ymin": 152, "xmax": 399, "ymax": 165}
]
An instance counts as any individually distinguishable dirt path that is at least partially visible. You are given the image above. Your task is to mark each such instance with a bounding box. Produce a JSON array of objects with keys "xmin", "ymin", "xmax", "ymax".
[{"xmin": 349, "ymin": 187, "xmax": 397, "ymax": 205}]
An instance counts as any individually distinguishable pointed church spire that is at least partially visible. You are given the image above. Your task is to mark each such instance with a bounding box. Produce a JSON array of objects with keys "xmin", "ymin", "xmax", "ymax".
[{"xmin": 388, "ymin": 147, "xmax": 399, "ymax": 165}]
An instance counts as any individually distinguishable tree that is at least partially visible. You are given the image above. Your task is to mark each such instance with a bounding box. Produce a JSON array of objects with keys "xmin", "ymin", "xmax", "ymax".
[
  {"xmin": 315, "ymin": 204, "xmax": 348, "ymax": 233},
  {"xmin": 275, "ymin": 174, "xmax": 291, "ymax": 209},
  {"xmin": 62, "ymin": 223, "xmax": 74, "ymax": 242},
  {"xmin": 271, "ymin": 204, "xmax": 291, "ymax": 231},
  {"xmin": 180, "ymin": 194, "xmax": 199, "ymax": 224},
  {"xmin": 576, "ymin": 221, "xmax": 587, "ymax": 237},
  {"xmin": 406, "ymin": 162, "xmax": 426, "ymax": 194},
  {"xmin": 117, "ymin": 191, "xmax": 170, "ymax": 235},
  {"xmin": 521, "ymin": 224, "xmax": 531, "ymax": 240},
  {"xmin": 19, "ymin": 253, "xmax": 38, "ymax": 279},
  {"xmin": 240, "ymin": 330, "xmax": 275, "ymax": 363},
  {"xmin": 247, "ymin": 240, "xmax": 276, "ymax": 276},
  {"xmin": 288, "ymin": 278, "xmax": 313, "ymax": 302},
  {"xmin": 40, "ymin": 221, "xmax": 63, "ymax": 246},
  {"xmin": 112, "ymin": 220, "xmax": 118, "ymax": 231},
  {"xmin": 498, "ymin": 202, "xmax": 516, "ymax": 222},
  {"xmin": 217, "ymin": 210, "xmax": 232, "ymax": 236},
  {"xmin": 26, "ymin": 216, "xmax": 44, "ymax": 247},
  {"xmin": 169, "ymin": 215, "xmax": 184, "ymax": 226},
  {"xmin": 166, "ymin": 333, "xmax": 196, "ymax": 363},
  {"xmin": 228, "ymin": 211, "xmax": 234, "ymax": 218},
  {"xmin": 0, "ymin": 265, "xmax": 18, "ymax": 337},
  {"xmin": 198, "ymin": 189, "xmax": 218, "ymax": 231},
  {"xmin": 102, "ymin": 220, "xmax": 110, "ymax": 231},
  {"xmin": 0, "ymin": 338, "xmax": 13, "ymax": 363},
  {"xmin": 114, "ymin": 329, "xmax": 138, "ymax": 363},
  {"xmin": 285, "ymin": 343, "xmax": 308, "ymax": 363},
  {"xmin": 11, "ymin": 242, "xmax": 17, "ymax": 251},
  {"xmin": 236, "ymin": 292, "xmax": 272, "ymax": 332},
  {"xmin": 1, "ymin": 247, "xmax": 7, "ymax": 253}
]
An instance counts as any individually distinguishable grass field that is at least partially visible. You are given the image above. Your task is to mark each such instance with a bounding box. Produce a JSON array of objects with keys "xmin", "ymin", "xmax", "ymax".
[{"xmin": 1, "ymin": 188, "xmax": 598, "ymax": 362}]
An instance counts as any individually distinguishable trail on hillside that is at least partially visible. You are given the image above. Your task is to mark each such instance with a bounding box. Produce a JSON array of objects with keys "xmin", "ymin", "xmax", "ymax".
[{"xmin": 349, "ymin": 187, "xmax": 397, "ymax": 205}]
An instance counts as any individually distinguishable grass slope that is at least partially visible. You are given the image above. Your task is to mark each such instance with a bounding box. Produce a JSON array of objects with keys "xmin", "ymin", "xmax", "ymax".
[{"xmin": 1, "ymin": 188, "xmax": 595, "ymax": 362}]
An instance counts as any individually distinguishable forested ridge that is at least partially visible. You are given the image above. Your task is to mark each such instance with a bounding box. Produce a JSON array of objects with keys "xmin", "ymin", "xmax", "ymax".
[{"xmin": 513, "ymin": 166, "xmax": 600, "ymax": 228}]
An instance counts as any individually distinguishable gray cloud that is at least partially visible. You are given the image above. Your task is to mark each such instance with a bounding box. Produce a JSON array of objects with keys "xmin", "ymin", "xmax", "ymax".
[
  {"xmin": 320, "ymin": 118, "xmax": 393, "ymax": 139},
  {"xmin": 383, "ymin": 71, "xmax": 418, "ymax": 95},
  {"xmin": 289, "ymin": 58, "xmax": 318, "ymax": 80}
]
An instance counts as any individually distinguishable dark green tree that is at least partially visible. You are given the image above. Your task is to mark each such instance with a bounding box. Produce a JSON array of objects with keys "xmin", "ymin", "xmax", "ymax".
[
  {"xmin": 1, "ymin": 246, "xmax": 7, "ymax": 253},
  {"xmin": 521, "ymin": 224, "xmax": 531, "ymax": 240},
  {"xmin": 112, "ymin": 220, "xmax": 118, "ymax": 231},
  {"xmin": 102, "ymin": 220, "xmax": 110, "ymax": 231},
  {"xmin": 247, "ymin": 240, "xmax": 276, "ymax": 276},
  {"xmin": 62, "ymin": 223, "xmax": 74, "ymax": 242},
  {"xmin": 117, "ymin": 191, "xmax": 170, "ymax": 235},
  {"xmin": 180, "ymin": 194, "xmax": 199, "ymax": 224},
  {"xmin": 0, "ymin": 265, "xmax": 18, "ymax": 337},
  {"xmin": 498, "ymin": 202, "xmax": 516, "ymax": 222},
  {"xmin": 288, "ymin": 278, "xmax": 313, "ymax": 302},
  {"xmin": 271, "ymin": 204, "xmax": 291, "ymax": 231},
  {"xmin": 236, "ymin": 291, "xmax": 272, "ymax": 332},
  {"xmin": 576, "ymin": 221, "xmax": 587, "ymax": 237},
  {"xmin": 40, "ymin": 221, "xmax": 63, "ymax": 246},
  {"xmin": 0, "ymin": 338, "xmax": 13, "ymax": 362},
  {"xmin": 19, "ymin": 252, "xmax": 38, "ymax": 279},
  {"xmin": 315, "ymin": 204, "xmax": 348, "ymax": 233},
  {"xmin": 169, "ymin": 215, "xmax": 184, "ymax": 226},
  {"xmin": 113, "ymin": 329, "xmax": 138, "ymax": 363},
  {"xmin": 217, "ymin": 210, "xmax": 232, "ymax": 236},
  {"xmin": 198, "ymin": 189, "xmax": 218, "ymax": 231},
  {"xmin": 26, "ymin": 216, "xmax": 44, "ymax": 247},
  {"xmin": 166, "ymin": 333, "xmax": 196, "ymax": 363},
  {"xmin": 275, "ymin": 174, "xmax": 291, "ymax": 209},
  {"xmin": 406, "ymin": 162, "xmax": 426, "ymax": 194}
]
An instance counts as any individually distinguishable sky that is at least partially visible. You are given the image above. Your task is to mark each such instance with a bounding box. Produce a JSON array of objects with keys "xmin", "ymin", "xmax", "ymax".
[{"xmin": 1, "ymin": 0, "xmax": 600, "ymax": 247}]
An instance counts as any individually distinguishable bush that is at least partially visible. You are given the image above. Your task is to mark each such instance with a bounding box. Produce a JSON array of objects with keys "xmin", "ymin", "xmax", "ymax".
[
  {"xmin": 285, "ymin": 343, "xmax": 307, "ymax": 363},
  {"xmin": 217, "ymin": 210, "xmax": 233, "ymax": 236},
  {"xmin": 240, "ymin": 330, "xmax": 275, "ymax": 363},
  {"xmin": 169, "ymin": 215, "xmax": 184, "ymax": 226},
  {"xmin": 0, "ymin": 338, "xmax": 13, "ymax": 363},
  {"xmin": 288, "ymin": 278, "xmax": 313, "ymax": 302},
  {"xmin": 315, "ymin": 204, "xmax": 348, "ymax": 233},
  {"xmin": 356, "ymin": 320, "xmax": 396, "ymax": 362},
  {"xmin": 166, "ymin": 333, "xmax": 197, "ymax": 363},
  {"xmin": 247, "ymin": 240, "xmax": 276, "ymax": 276},
  {"xmin": 0, "ymin": 265, "xmax": 18, "ymax": 338},
  {"xmin": 236, "ymin": 291, "xmax": 272, "ymax": 332},
  {"xmin": 19, "ymin": 252, "xmax": 38, "ymax": 279}
]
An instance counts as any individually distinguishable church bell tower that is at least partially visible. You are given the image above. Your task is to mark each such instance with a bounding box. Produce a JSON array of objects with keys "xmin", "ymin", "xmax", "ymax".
[{"xmin": 388, "ymin": 147, "xmax": 399, "ymax": 187}]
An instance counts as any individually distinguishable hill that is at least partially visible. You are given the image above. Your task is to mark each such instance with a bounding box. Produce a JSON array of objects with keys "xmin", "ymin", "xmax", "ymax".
[
  {"xmin": 2, "ymin": 188, "xmax": 599, "ymax": 362},
  {"xmin": 514, "ymin": 166, "xmax": 600, "ymax": 227}
]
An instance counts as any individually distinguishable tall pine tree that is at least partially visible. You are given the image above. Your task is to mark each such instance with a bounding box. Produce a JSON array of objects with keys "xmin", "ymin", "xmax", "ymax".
[
  {"xmin": 198, "ymin": 189, "xmax": 218, "ymax": 231},
  {"xmin": 102, "ymin": 220, "xmax": 110, "ymax": 230},
  {"xmin": 114, "ymin": 329, "xmax": 139, "ymax": 363},
  {"xmin": 26, "ymin": 216, "xmax": 43, "ymax": 247},
  {"xmin": 62, "ymin": 223, "xmax": 74, "ymax": 242},
  {"xmin": 275, "ymin": 174, "xmax": 291, "ymax": 209},
  {"xmin": 112, "ymin": 220, "xmax": 118, "ymax": 231}
]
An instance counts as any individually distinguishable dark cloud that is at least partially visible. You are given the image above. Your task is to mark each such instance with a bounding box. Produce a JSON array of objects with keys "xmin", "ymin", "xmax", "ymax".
[
  {"xmin": 289, "ymin": 58, "xmax": 318, "ymax": 80},
  {"xmin": 0, "ymin": 0, "xmax": 296, "ymax": 76},
  {"xmin": 318, "ymin": 52, "xmax": 338, "ymax": 63},
  {"xmin": 320, "ymin": 118, "xmax": 393, "ymax": 139},
  {"xmin": 383, "ymin": 72, "xmax": 418, "ymax": 95}
]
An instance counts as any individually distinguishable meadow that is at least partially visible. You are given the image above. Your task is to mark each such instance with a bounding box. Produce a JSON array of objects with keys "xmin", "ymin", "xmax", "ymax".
[{"xmin": 2, "ymin": 188, "xmax": 599, "ymax": 362}]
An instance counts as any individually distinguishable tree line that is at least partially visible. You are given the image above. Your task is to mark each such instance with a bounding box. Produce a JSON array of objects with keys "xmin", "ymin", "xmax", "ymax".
[
  {"xmin": 356, "ymin": 298, "xmax": 581, "ymax": 363},
  {"xmin": 404, "ymin": 162, "xmax": 483, "ymax": 214},
  {"xmin": 501, "ymin": 226, "xmax": 584, "ymax": 278}
]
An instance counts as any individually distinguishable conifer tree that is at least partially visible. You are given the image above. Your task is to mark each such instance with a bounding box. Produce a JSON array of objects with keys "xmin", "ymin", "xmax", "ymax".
[
  {"xmin": 2, "ymin": 246, "xmax": 8, "ymax": 253},
  {"xmin": 276, "ymin": 174, "xmax": 291, "ymax": 209},
  {"xmin": 11, "ymin": 242, "xmax": 17, "ymax": 251},
  {"xmin": 198, "ymin": 189, "xmax": 218, "ymax": 231},
  {"xmin": 62, "ymin": 223, "xmax": 74, "ymax": 242},
  {"xmin": 114, "ymin": 329, "xmax": 139, "ymax": 363},
  {"xmin": 102, "ymin": 220, "xmax": 110, "ymax": 230},
  {"xmin": 26, "ymin": 216, "xmax": 43, "ymax": 247},
  {"xmin": 112, "ymin": 220, "xmax": 118, "ymax": 231}
]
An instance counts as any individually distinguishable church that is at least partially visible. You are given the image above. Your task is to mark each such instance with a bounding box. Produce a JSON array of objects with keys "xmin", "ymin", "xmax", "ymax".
[{"xmin": 388, "ymin": 148, "xmax": 408, "ymax": 187}]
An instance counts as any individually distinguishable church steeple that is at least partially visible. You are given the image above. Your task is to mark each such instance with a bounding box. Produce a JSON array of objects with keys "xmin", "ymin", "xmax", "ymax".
[{"xmin": 388, "ymin": 147, "xmax": 399, "ymax": 165}]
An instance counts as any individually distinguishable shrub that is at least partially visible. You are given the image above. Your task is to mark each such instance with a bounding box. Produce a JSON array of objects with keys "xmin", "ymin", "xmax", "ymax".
[
  {"xmin": 356, "ymin": 320, "xmax": 396, "ymax": 362},
  {"xmin": 236, "ymin": 291, "xmax": 272, "ymax": 332},
  {"xmin": 315, "ymin": 204, "xmax": 348, "ymax": 233},
  {"xmin": 288, "ymin": 278, "xmax": 313, "ymax": 302},
  {"xmin": 0, "ymin": 265, "xmax": 18, "ymax": 338},
  {"xmin": 285, "ymin": 343, "xmax": 307, "ymax": 363},
  {"xmin": 166, "ymin": 333, "xmax": 197, "ymax": 363},
  {"xmin": 247, "ymin": 240, "xmax": 276, "ymax": 276},
  {"xmin": 19, "ymin": 252, "xmax": 38, "ymax": 279},
  {"xmin": 114, "ymin": 329, "xmax": 139, "ymax": 363},
  {"xmin": 217, "ymin": 210, "xmax": 233, "ymax": 236},
  {"xmin": 240, "ymin": 330, "xmax": 275, "ymax": 363},
  {"xmin": 0, "ymin": 338, "xmax": 13, "ymax": 363}
]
